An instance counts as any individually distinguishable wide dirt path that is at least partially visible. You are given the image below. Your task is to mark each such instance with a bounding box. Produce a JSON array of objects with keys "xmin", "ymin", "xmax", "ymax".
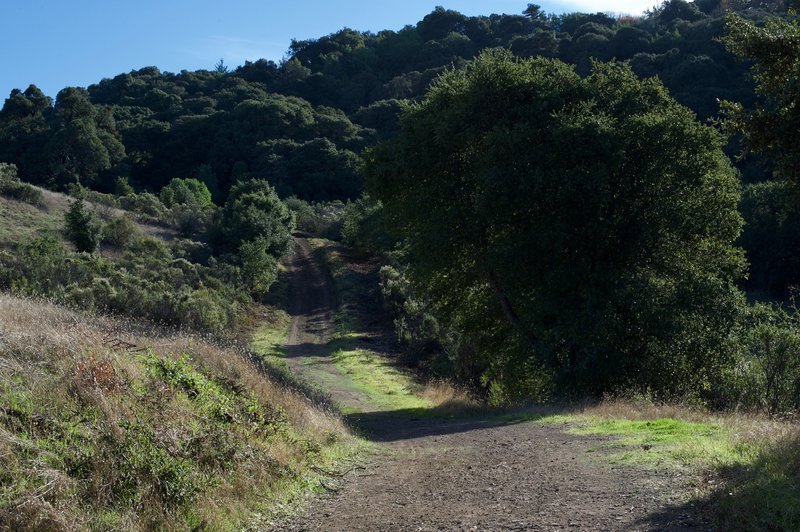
[
  {"xmin": 276, "ymin": 238, "xmax": 709, "ymax": 531},
  {"xmin": 282, "ymin": 237, "xmax": 373, "ymax": 411}
]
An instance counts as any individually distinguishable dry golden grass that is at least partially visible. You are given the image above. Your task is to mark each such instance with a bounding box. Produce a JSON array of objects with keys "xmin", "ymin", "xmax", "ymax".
[
  {"xmin": 420, "ymin": 379, "xmax": 483, "ymax": 415},
  {"xmin": 0, "ymin": 293, "xmax": 355, "ymax": 530},
  {"xmin": 0, "ymin": 184, "xmax": 174, "ymax": 252}
]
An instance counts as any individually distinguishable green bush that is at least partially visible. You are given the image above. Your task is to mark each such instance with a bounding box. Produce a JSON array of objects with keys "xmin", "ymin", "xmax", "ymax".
[
  {"xmin": 239, "ymin": 237, "xmax": 278, "ymax": 299},
  {"xmin": 720, "ymin": 304, "xmax": 800, "ymax": 417},
  {"xmin": 114, "ymin": 176, "xmax": 135, "ymax": 196},
  {"xmin": 119, "ymin": 192, "xmax": 169, "ymax": 221},
  {"xmin": 218, "ymin": 179, "xmax": 294, "ymax": 255},
  {"xmin": 171, "ymin": 202, "xmax": 214, "ymax": 237},
  {"xmin": 285, "ymin": 197, "xmax": 345, "ymax": 239},
  {"xmin": 160, "ymin": 178, "xmax": 213, "ymax": 208},
  {"xmin": 341, "ymin": 195, "xmax": 393, "ymax": 253},
  {"xmin": 0, "ymin": 162, "xmax": 43, "ymax": 206},
  {"xmin": 102, "ymin": 215, "xmax": 139, "ymax": 248},
  {"xmin": 64, "ymin": 199, "xmax": 102, "ymax": 253}
]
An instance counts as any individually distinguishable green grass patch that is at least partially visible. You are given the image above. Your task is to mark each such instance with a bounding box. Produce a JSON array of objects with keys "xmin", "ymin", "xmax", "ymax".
[
  {"xmin": 332, "ymin": 347, "xmax": 433, "ymax": 412},
  {"xmin": 252, "ymin": 310, "xmax": 291, "ymax": 364},
  {"xmin": 568, "ymin": 417, "xmax": 755, "ymax": 470},
  {"xmin": 530, "ymin": 414, "xmax": 757, "ymax": 470}
]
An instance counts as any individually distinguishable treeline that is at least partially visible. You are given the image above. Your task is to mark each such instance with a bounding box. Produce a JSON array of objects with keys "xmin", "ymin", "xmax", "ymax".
[{"xmin": 0, "ymin": 0, "xmax": 786, "ymax": 203}]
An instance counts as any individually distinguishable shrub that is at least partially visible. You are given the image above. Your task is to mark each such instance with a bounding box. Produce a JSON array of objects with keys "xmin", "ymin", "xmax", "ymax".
[
  {"xmin": 0, "ymin": 234, "xmax": 247, "ymax": 335},
  {"xmin": 114, "ymin": 176, "xmax": 135, "ymax": 196},
  {"xmin": 102, "ymin": 215, "xmax": 139, "ymax": 248},
  {"xmin": 285, "ymin": 197, "xmax": 345, "ymax": 239},
  {"xmin": 171, "ymin": 203, "xmax": 214, "ymax": 237},
  {"xmin": 0, "ymin": 162, "xmax": 43, "ymax": 206},
  {"xmin": 64, "ymin": 199, "xmax": 102, "ymax": 253},
  {"xmin": 341, "ymin": 195, "xmax": 393, "ymax": 253},
  {"xmin": 160, "ymin": 178, "xmax": 213, "ymax": 208},
  {"xmin": 239, "ymin": 237, "xmax": 278, "ymax": 299},
  {"xmin": 119, "ymin": 192, "xmax": 169, "ymax": 220},
  {"xmin": 218, "ymin": 179, "xmax": 294, "ymax": 255},
  {"xmin": 721, "ymin": 304, "xmax": 800, "ymax": 417}
]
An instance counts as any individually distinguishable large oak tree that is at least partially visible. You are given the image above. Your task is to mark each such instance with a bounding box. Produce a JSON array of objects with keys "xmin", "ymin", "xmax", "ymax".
[{"xmin": 366, "ymin": 50, "xmax": 746, "ymax": 398}]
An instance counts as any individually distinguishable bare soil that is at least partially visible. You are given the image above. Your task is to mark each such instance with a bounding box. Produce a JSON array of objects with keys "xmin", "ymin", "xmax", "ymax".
[
  {"xmin": 276, "ymin": 238, "xmax": 710, "ymax": 531},
  {"xmin": 282, "ymin": 237, "xmax": 373, "ymax": 411}
]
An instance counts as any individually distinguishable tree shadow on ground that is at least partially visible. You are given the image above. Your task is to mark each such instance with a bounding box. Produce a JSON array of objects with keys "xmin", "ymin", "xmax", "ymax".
[
  {"xmin": 343, "ymin": 409, "xmax": 521, "ymax": 442},
  {"xmin": 633, "ymin": 430, "xmax": 800, "ymax": 531},
  {"xmin": 633, "ymin": 499, "xmax": 713, "ymax": 531}
]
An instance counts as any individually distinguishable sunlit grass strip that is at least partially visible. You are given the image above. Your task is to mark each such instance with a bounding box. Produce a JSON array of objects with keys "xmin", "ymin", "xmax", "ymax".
[
  {"xmin": 252, "ymin": 311, "xmax": 291, "ymax": 360},
  {"xmin": 332, "ymin": 347, "xmax": 433, "ymax": 412},
  {"xmin": 552, "ymin": 416, "xmax": 757, "ymax": 470}
]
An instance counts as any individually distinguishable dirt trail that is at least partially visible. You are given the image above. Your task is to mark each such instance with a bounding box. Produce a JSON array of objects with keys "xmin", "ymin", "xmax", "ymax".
[
  {"xmin": 276, "ymin": 238, "xmax": 709, "ymax": 531},
  {"xmin": 283, "ymin": 238, "xmax": 373, "ymax": 411}
]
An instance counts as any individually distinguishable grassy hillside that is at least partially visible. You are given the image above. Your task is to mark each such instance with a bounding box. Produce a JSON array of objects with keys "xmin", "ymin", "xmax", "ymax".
[
  {"xmin": 0, "ymin": 184, "xmax": 173, "ymax": 251},
  {"xmin": 0, "ymin": 294, "xmax": 362, "ymax": 529}
]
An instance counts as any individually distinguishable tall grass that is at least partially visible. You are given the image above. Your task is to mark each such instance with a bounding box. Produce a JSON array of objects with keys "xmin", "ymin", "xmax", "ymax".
[{"xmin": 0, "ymin": 294, "xmax": 357, "ymax": 530}]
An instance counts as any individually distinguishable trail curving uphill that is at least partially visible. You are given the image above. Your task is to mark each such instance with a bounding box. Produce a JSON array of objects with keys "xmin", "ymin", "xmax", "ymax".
[
  {"xmin": 276, "ymin": 238, "xmax": 709, "ymax": 531},
  {"xmin": 282, "ymin": 237, "xmax": 372, "ymax": 411}
]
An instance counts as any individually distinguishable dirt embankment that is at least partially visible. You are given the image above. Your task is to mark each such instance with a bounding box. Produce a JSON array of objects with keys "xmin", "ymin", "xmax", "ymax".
[{"xmin": 277, "ymin": 238, "xmax": 709, "ymax": 531}]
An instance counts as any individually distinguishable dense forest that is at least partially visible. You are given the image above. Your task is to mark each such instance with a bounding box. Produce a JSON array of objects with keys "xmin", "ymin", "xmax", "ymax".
[{"xmin": 2, "ymin": 0, "xmax": 800, "ymax": 407}]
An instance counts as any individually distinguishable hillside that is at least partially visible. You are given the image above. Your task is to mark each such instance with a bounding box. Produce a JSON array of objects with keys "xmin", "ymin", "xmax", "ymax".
[
  {"xmin": 0, "ymin": 294, "xmax": 362, "ymax": 529},
  {"xmin": 0, "ymin": 182, "xmax": 174, "ymax": 251},
  {"xmin": 0, "ymin": 0, "xmax": 785, "ymax": 203}
]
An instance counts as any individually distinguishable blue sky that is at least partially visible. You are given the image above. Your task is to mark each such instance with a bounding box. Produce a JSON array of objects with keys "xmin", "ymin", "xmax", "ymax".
[{"xmin": 0, "ymin": 0, "xmax": 658, "ymax": 99}]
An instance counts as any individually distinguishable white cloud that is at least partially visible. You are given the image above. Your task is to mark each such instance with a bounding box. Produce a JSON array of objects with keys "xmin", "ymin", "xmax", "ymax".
[{"xmin": 556, "ymin": 0, "xmax": 660, "ymax": 15}]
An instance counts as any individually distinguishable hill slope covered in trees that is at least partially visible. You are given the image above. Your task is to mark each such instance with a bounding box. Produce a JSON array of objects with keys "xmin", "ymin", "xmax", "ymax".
[{"xmin": 0, "ymin": 0, "xmax": 786, "ymax": 202}]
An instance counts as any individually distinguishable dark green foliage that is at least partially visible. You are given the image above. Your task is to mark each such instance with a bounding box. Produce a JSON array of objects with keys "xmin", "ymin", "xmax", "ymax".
[
  {"xmin": 114, "ymin": 175, "xmax": 135, "ymax": 196},
  {"xmin": 340, "ymin": 196, "xmax": 394, "ymax": 254},
  {"xmin": 64, "ymin": 199, "xmax": 102, "ymax": 253},
  {"xmin": 284, "ymin": 197, "xmax": 345, "ymax": 239},
  {"xmin": 722, "ymin": 7, "xmax": 800, "ymax": 183},
  {"xmin": 378, "ymin": 265, "xmax": 448, "ymax": 372},
  {"xmin": 238, "ymin": 237, "xmax": 279, "ymax": 299},
  {"xmin": 367, "ymin": 51, "xmax": 745, "ymax": 399},
  {"xmin": 739, "ymin": 181, "xmax": 800, "ymax": 298},
  {"xmin": 44, "ymin": 88, "xmax": 125, "ymax": 189},
  {"xmin": 0, "ymin": 1, "xmax": 780, "ymax": 206},
  {"xmin": 219, "ymin": 179, "xmax": 294, "ymax": 255}
]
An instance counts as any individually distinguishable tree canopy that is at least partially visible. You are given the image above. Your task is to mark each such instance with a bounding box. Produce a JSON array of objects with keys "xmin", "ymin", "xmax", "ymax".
[
  {"xmin": 0, "ymin": 0, "xmax": 785, "ymax": 205},
  {"xmin": 366, "ymin": 50, "xmax": 745, "ymax": 398}
]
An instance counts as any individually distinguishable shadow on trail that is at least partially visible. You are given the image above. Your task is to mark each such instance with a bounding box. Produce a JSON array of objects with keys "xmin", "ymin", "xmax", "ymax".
[
  {"xmin": 343, "ymin": 408, "xmax": 531, "ymax": 442},
  {"xmin": 633, "ymin": 499, "xmax": 713, "ymax": 531}
]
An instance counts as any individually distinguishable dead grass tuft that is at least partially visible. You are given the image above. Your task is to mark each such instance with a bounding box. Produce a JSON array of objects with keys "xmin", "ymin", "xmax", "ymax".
[{"xmin": 420, "ymin": 380, "xmax": 484, "ymax": 415}]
